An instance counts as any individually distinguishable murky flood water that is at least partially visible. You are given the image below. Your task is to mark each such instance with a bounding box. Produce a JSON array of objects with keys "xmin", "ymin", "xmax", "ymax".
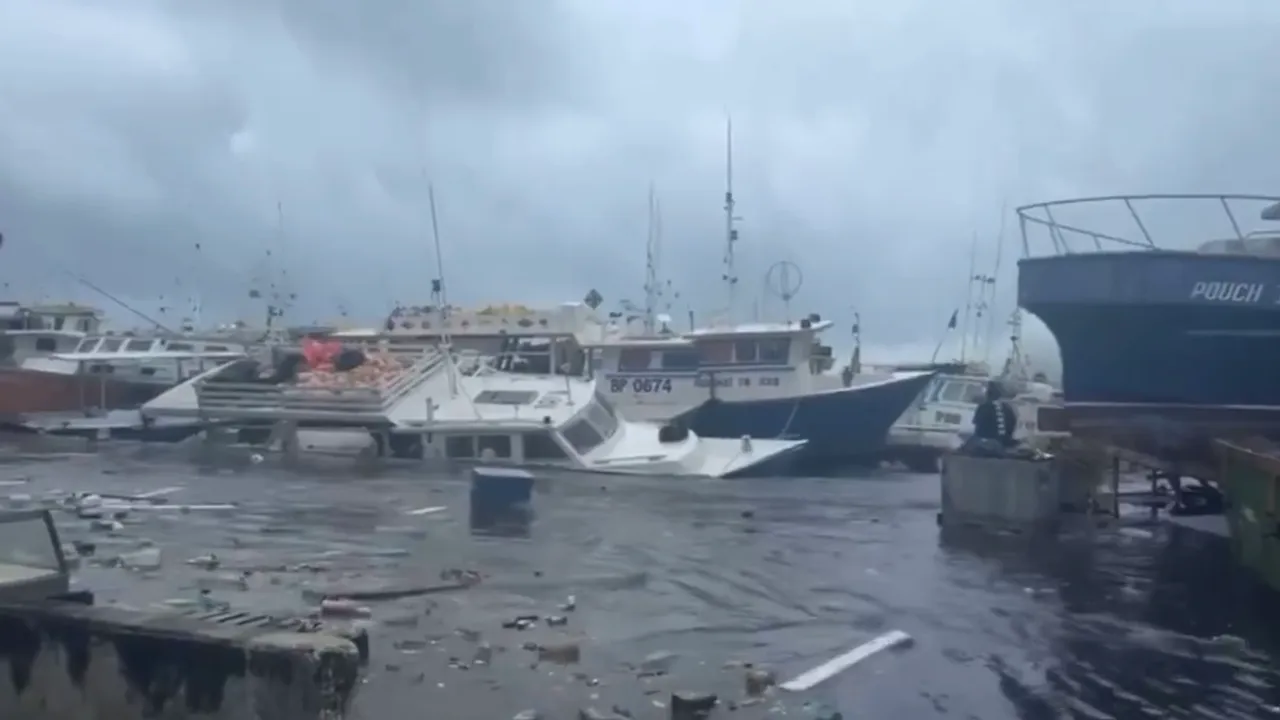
[{"xmin": 2, "ymin": 437, "xmax": 1279, "ymax": 719}]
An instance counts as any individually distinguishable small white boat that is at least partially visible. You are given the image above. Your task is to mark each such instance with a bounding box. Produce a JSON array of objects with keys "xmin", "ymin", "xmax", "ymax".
[
  {"xmin": 141, "ymin": 346, "xmax": 805, "ymax": 479},
  {"xmin": 883, "ymin": 364, "xmax": 1062, "ymax": 471}
]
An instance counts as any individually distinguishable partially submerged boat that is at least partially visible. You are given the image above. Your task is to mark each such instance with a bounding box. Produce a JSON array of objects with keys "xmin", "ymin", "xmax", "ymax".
[{"xmin": 141, "ymin": 344, "xmax": 804, "ymax": 478}]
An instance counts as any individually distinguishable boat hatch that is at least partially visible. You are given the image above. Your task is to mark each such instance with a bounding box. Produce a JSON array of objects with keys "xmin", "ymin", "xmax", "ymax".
[{"xmin": 474, "ymin": 389, "xmax": 539, "ymax": 405}]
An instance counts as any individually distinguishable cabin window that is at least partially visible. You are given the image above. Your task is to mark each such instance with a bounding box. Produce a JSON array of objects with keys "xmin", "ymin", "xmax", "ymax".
[
  {"xmin": 140, "ymin": 367, "xmax": 157, "ymax": 377},
  {"xmin": 34, "ymin": 337, "xmax": 57, "ymax": 353},
  {"xmin": 757, "ymin": 337, "xmax": 791, "ymax": 364},
  {"xmin": 124, "ymin": 339, "xmax": 152, "ymax": 352},
  {"xmin": 53, "ymin": 317, "xmax": 65, "ymax": 330},
  {"xmin": 697, "ymin": 340, "xmax": 733, "ymax": 365},
  {"xmin": 77, "ymin": 318, "xmax": 92, "ymax": 332},
  {"xmin": 99, "ymin": 338, "xmax": 123, "ymax": 352},
  {"xmin": 618, "ymin": 348, "xmax": 653, "ymax": 372},
  {"xmin": 73, "ymin": 338, "xmax": 96, "ymax": 352},
  {"xmin": 660, "ymin": 350, "xmax": 700, "ymax": 370},
  {"xmin": 586, "ymin": 397, "xmax": 620, "ymax": 440},
  {"xmin": 445, "ymin": 435, "xmax": 476, "ymax": 458},
  {"xmin": 474, "ymin": 390, "xmax": 538, "ymax": 405},
  {"xmin": 524, "ymin": 431, "xmax": 568, "ymax": 460},
  {"xmin": 939, "ymin": 381, "xmax": 985, "ymax": 404},
  {"xmin": 206, "ymin": 345, "xmax": 229, "ymax": 352},
  {"xmin": 561, "ymin": 419, "xmax": 605, "ymax": 454},
  {"xmin": 90, "ymin": 364, "xmax": 114, "ymax": 374},
  {"xmin": 733, "ymin": 340, "xmax": 758, "ymax": 363},
  {"xmin": 168, "ymin": 342, "xmax": 193, "ymax": 351},
  {"xmin": 476, "ymin": 435, "xmax": 513, "ymax": 459}
]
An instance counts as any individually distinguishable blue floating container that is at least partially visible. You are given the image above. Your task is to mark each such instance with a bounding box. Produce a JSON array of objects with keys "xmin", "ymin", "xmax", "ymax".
[{"xmin": 470, "ymin": 467, "xmax": 534, "ymax": 536}]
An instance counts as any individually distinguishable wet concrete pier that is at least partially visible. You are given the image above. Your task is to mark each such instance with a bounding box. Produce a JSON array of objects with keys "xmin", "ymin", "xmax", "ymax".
[{"xmin": 0, "ymin": 601, "xmax": 360, "ymax": 720}]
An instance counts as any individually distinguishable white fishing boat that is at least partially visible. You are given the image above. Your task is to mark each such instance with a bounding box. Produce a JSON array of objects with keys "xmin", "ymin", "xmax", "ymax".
[
  {"xmin": 140, "ymin": 343, "xmax": 805, "ymax": 479},
  {"xmin": 584, "ymin": 314, "xmax": 936, "ymax": 470},
  {"xmin": 881, "ymin": 363, "xmax": 1060, "ymax": 471}
]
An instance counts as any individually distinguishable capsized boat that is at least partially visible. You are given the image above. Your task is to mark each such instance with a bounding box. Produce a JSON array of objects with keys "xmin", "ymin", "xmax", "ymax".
[{"xmin": 141, "ymin": 344, "xmax": 805, "ymax": 478}]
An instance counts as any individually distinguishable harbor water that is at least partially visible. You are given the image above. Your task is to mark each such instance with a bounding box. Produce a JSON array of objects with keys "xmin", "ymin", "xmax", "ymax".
[{"xmin": 2, "ymin": 438, "xmax": 1278, "ymax": 719}]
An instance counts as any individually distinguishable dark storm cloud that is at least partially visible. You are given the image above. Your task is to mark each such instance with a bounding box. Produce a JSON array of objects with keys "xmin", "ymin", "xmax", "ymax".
[{"xmin": 2, "ymin": 0, "xmax": 1280, "ymax": 369}]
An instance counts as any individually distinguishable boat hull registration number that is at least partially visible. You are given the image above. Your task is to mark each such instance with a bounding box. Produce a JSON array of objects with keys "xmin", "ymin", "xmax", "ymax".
[{"xmin": 609, "ymin": 377, "xmax": 673, "ymax": 393}]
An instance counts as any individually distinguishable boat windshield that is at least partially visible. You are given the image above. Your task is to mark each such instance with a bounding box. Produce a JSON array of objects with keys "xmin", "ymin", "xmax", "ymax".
[{"xmin": 559, "ymin": 394, "xmax": 620, "ymax": 455}]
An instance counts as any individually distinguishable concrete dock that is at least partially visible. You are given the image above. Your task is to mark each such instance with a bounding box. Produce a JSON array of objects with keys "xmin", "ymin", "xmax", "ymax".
[{"xmin": 0, "ymin": 601, "xmax": 361, "ymax": 720}]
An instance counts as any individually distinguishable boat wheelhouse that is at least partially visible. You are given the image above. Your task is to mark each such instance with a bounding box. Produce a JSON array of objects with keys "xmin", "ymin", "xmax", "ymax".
[{"xmin": 0, "ymin": 302, "xmax": 104, "ymax": 367}]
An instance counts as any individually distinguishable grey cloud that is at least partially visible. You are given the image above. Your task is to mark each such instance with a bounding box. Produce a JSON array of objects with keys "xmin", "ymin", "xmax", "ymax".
[{"xmin": 2, "ymin": 0, "xmax": 1280, "ymax": 371}]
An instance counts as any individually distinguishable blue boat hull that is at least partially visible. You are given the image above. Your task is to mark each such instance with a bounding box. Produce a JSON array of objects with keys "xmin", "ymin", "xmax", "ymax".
[
  {"xmin": 676, "ymin": 372, "xmax": 936, "ymax": 473},
  {"xmin": 1020, "ymin": 251, "xmax": 1280, "ymax": 467}
]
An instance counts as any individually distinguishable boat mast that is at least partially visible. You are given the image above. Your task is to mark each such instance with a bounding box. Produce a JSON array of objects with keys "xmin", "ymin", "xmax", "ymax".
[
  {"xmin": 644, "ymin": 183, "xmax": 659, "ymax": 335},
  {"xmin": 722, "ymin": 117, "xmax": 740, "ymax": 323},
  {"xmin": 427, "ymin": 184, "xmax": 458, "ymax": 397}
]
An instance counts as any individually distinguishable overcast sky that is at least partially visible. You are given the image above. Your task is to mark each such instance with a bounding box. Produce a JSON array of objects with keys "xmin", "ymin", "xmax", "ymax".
[{"xmin": 2, "ymin": 0, "xmax": 1280, "ymax": 370}]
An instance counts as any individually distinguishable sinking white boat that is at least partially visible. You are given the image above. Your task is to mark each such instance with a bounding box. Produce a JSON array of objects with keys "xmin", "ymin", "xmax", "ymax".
[{"xmin": 141, "ymin": 347, "xmax": 804, "ymax": 479}]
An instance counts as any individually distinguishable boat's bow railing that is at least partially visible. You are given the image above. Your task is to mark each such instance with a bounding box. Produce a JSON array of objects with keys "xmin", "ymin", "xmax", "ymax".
[
  {"xmin": 192, "ymin": 348, "xmax": 447, "ymax": 421},
  {"xmin": 1017, "ymin": 193, "xmax": 1280, "ymax": 258}
]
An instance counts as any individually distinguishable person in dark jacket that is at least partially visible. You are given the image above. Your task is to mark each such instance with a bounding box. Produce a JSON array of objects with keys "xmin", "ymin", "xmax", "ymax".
[{"xmin": 971, "ymin": 380, "xmax": 1018, "ymax": 447}]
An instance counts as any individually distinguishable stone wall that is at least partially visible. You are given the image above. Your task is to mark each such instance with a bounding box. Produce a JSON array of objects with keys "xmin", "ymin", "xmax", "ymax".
[{"xmin": 0, "ymin": 601, "xmax": 360, "ymax": 720}]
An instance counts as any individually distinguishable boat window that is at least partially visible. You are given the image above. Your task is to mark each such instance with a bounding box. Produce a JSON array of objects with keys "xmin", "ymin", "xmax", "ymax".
[
  {"xmin": 476, "ymin": 435, "xmax": 513, "ymax": 459},
  {"xmin": 34, "ymin": 337, "xmax": 57, "ymax": 353},
  {"xmin": 618, "ymin": 348, "xmax": 653, "ymax": 372},
  {"xmin": 99, "ymin": 338, "xmax": 123, "ymax": 352},
  {"xmin": 168, "ymin": 342, "xmax": 193, "ymax": 351},
  {"xmin": 939, "ymin": 381, "xmax": 985, "ymax": 404},
  {"xmin": 140, "ymin": 367, "xmax": 157, "ymax": 377},
  {"xmin": 124, "ymin": 339, "xmax": 152, "ymax": 352},
  {"xmin": 474, "ymin": 390, "xmax": 538, "ymax": 405},
  {"xmin": 206, "ymin": 345, "xmax": 229, "ymax": 352},
  {"xmin": 733, "ymin": 340, "xmax": 758, "ymax": 363},
  {"xmin": 90, "ymin": 364, "xmax": 114, "ymax": 374},
  {"xmin": 586, "ymin": 397, "xmax": 620, "ymax": 440},
  {"xmin": 73, "ymin": 338, "xmax": 96, "ymax": 352},
  {"xmin": 660, "ymin": 350, "xmax": 699, "ymax": 370},
  {"xmin": 77, "ymin": 318, "xmax": 92, "ymax": 332},
  {"xmin": 561, "ymin": 419, "xmax": 605, "ymax": 454},
  {"xmin": 757, "ymin": 337, "xmax": 791, "ymax": 364},
  {"xmin": 445, "ymin": 435, "xmax": 476, "ymax": 458},
  {"xmin": 697, "ymin": 340, "xmax": 733, "ymax": 365},
  {"xmin": 53, "ymin": 316, "xmax": 65, "ymax": 330},
  {"xmin": 524, "ymin": 431, "xmax": 568, "ymax": 460}
]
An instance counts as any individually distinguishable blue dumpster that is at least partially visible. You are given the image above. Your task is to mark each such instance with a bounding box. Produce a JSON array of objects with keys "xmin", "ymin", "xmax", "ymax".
[{"xmin": 469, "ymin": 467, "xmax": 534, "ymax": 537}]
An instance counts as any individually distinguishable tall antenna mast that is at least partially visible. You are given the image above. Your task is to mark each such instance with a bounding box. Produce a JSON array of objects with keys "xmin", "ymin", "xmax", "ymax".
[
  {"xmin": 427, "ymin": 183, "xmax": 458, "ymax": 396},
  {"xmin": 644, "ymin": 183, "xmax": 659, "ymax": 334},
  {"xmin": 960, "ymin": 233, "xmax": 977, "ymax": 362},
  {"xmin": 722, "ymin": 116, "xmax": 740, "ymax": 322}
]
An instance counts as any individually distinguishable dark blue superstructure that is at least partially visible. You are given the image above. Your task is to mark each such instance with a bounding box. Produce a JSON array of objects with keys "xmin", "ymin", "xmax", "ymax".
[
  {"xmin": 1016, "ymin": 193, "xmax": 1280, "ymax": 469},
  {"xmin": 677, "ymin": 370, "xmax": 936, "ymax": 472}
]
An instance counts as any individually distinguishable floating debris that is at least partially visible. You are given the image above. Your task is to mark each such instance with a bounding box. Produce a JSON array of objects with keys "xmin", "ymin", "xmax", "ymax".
[{"xmin": 779, "ymin": 629, "xmax": 913, "ymax": 692}]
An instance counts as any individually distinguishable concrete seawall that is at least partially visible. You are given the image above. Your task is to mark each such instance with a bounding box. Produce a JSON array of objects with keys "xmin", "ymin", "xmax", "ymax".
[{"xmin": 0, "ymin": 601, "xmax": 360, "ymax": 720}]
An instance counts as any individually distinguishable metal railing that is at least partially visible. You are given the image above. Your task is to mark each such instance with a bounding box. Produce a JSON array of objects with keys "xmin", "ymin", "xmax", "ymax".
[
  {"xmin": 193, "ymin": 348, "xmax": 446, "ymax": 420},
  {"xmin": 1017, "ymin": 193, "xmax": 1280, "ymax": 258}
]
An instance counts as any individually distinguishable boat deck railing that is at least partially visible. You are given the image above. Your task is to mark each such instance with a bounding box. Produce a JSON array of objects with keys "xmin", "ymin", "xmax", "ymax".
[
  {"xmin": 1017, "ymin": 193, "xmax": 1280, "ymax": 258},
  {"xmin": 192, "ymin": 348, "xmax": 447, "ymax": 422}
]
